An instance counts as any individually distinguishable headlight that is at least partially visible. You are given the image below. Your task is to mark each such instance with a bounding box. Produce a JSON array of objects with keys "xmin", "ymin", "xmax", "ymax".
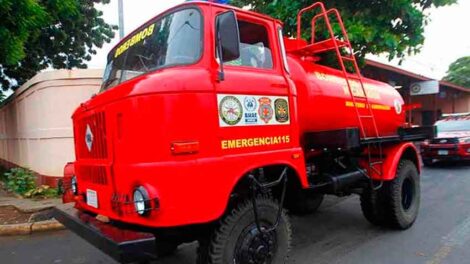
[
  {"xmin": 133, "ymin": 186, "xmax": 150, "ymax": 216},
  {"xmin": 71, "ymin": 176, "xmax": 78, "ymax": 195}
]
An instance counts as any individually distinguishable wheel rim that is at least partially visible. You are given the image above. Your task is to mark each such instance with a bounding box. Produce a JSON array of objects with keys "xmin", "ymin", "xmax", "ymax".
[
  {"xmin": 234, "ymin": 224, "xmax": 277, "ymax": 264},
  {"xmin": 401, "ymin": 177, "xmax": 414, "ymax": 211}
]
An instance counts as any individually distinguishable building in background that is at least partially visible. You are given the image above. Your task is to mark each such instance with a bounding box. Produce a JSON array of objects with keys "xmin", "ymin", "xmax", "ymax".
[
  {"xmin": 0, "ymin": 70, "xmax": 102, "ymax": 186},
  {"xmin": 363, "ymin": 60, "xmax": 470, "ymax": 126}
]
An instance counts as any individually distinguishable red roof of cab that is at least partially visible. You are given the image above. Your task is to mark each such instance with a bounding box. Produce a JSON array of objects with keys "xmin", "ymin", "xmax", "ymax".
[{"xmin": 108, "ymin": 1, "xmax": 282, "ymax": 54}]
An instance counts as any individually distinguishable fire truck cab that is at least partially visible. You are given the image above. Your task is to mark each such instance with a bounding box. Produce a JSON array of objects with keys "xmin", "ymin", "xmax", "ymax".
[{"xmin": 54, "ymin": 1, "xmax": 434, "ymax": 263}]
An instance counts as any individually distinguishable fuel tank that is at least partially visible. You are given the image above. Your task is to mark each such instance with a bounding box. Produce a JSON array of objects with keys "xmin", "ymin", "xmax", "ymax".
[{"xmin": 287, "ymin": 55, "xmax": 405, "ymax": 139}]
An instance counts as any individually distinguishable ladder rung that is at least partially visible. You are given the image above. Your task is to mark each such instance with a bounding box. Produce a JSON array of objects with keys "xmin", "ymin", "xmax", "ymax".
[
  {"xmin": 370, "ymin": 161, "xmax": 383, "ymax": 166},
  {"xmin": 360, "ymin": 115, "xmax": 374, "ymax": 118},
  {"xmin": 341, "ymin": 56, "xmax": 355, "ymax": 61}
]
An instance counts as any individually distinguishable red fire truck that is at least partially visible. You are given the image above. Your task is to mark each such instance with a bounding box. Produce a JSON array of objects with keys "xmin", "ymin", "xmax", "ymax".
[{"xmin": 54, "ymin": 1, "xmax": 434, "ymax": 263}]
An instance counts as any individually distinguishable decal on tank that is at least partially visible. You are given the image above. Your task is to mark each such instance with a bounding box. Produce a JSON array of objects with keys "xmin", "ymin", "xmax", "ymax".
[
  {"xmin": 345, "ymin": 101, "xmax": 391, "ymax": 110},
  {"xmin": 217, "ymin": 94, "xmax": 290, "ymax": 127},
  {"xmin": 394, "ymin": 99, "xmax": 403, "ymax": 114},
  {"xmin": 313, "ymin": 72, "xmax": 397, "ymax": 99}
]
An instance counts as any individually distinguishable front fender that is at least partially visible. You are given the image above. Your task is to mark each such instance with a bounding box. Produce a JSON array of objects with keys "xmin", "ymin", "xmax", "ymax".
[
  {"xmin": 62, "ymin": 162, "xmax": 75, "ymax": 204},
  {"xmin": 367, "ymin": 142, "xmax": 420, "ymax": 181}
]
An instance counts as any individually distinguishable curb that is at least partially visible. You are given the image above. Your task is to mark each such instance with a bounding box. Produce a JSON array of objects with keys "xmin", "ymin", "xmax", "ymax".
[{"xmin": 0, "ymin": 219, "xmax": 64, "ymax": 236}]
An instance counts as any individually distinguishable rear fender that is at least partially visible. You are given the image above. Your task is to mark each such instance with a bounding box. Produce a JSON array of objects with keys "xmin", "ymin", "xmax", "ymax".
[{"xmin": 366, "ymin": 142, "xmax": 420, "ymax": 181}]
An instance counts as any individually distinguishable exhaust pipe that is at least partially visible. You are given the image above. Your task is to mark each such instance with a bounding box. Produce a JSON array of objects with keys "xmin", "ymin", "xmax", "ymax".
[{"xmin": 327, "ymin": 170, "xmax": 367, "ymax": 193}]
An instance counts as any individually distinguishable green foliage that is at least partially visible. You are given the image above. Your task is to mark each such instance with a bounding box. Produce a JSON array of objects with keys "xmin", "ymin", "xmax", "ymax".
[
  {"xmin": 4, "ymin": 168, "xmax": 36, "ymax": 195},
  {"xmin": 24, "ymin": 185, "xmax": 59, "ymax": 199},
  {"xmin": 443, "ymin": 56, "xmax": 470, "ymax": 88},
  {"xmin": 2, "ymin": 167, "xmax": 59, "ymax": 198},
  {"xmin": 0, "ymin": 0, "xmax": 117, "ymax": 90},
  {"xmin": 231, "ymin": 0, "xmax": 457, "ymax": 62}
]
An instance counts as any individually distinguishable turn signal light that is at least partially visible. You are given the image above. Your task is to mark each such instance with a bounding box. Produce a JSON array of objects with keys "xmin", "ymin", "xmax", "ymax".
[{"xmin": 171, "ymin": 141, "xmax": 200, "ymax": 155}]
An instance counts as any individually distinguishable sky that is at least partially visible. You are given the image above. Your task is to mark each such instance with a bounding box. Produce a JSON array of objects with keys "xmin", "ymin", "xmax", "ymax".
[{"xmin": 88, "ymin": 0, "xmax": 470, "ymax": 80}]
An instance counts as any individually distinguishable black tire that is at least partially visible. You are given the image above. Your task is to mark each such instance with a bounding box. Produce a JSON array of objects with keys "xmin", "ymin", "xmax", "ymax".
[
  {"xmin": 197, "ymin": 197, "xmax": 291, "ymax": 264},
  {"xmin": 360, "ymin": 160, "xmax": 420, "ymax": 230},
  {"xmin": 287, "ymin": 191, "xmax": 324, "ymax": 215},
  {"xmin": 360, "ymin": 186, "xmax": 387, "ymax": 226},
  {"xmin": 383, "ymin": 159, "xmax": 420, "ymax": 229}
]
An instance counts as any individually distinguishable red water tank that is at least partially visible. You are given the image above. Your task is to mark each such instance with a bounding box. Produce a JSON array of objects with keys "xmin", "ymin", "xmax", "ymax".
[{"xmin": 287, "ymin": 55, "xmax": 405, "ymax": 139}]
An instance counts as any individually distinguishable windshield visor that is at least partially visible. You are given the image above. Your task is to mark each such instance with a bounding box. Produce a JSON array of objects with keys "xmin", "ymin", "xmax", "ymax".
[{"xmin": 101, "ymin": 8, "xmax": 202, "ymax": 91}]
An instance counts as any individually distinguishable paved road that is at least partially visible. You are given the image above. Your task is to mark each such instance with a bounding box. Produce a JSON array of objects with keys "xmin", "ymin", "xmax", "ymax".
[{"xmin": 1, "ymin": 164, "xmax": 470, "ymax": 264}]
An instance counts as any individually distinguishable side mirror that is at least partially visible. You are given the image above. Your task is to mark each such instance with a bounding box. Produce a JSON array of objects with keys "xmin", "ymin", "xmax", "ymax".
[{"xmin": 216, "ymin": 10, "xmax": 240, "ymax": 62}]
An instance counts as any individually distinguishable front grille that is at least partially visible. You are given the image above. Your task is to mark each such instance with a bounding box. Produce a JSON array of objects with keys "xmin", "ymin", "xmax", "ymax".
[
  {"xmin": 76, "ymin": 112, "xmax": 108, "ymax": 159},
  {"xmin": 431, "ymin": 138, "xmax": 459, "ymax": 144},
  {"xmin": 77, "ymin": 165, "xmax": 108, "ymax": 185}
]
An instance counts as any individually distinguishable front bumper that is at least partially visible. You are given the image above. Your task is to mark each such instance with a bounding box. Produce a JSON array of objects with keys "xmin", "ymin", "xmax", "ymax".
[{"xmin": 53, "ymin": 204, "xmax": 157, "ymax": 263}]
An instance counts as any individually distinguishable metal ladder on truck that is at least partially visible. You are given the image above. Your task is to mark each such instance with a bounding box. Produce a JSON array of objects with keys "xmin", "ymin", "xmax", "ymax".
[{"xmin": 296, "ymin": 2, "xmax": 384, "ymax": 188}]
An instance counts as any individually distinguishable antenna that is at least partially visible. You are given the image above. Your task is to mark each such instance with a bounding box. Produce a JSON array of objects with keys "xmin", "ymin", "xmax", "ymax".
[{"xmin": 118, "ymin": 0, "xmax": 125, "ymax": 39}]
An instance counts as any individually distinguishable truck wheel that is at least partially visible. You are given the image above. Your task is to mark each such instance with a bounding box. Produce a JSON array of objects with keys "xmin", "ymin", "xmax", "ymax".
[
  {"xmin": 287, "ymin": 191, "xmax": 324, "ymax": 215},
  {"xmin": 383, "ymin": 159, "xmax": 420, "ymax": 229},
  {"xmin": 360, "ymin": 187, "xmax": 387, "ymax": 226},
  {"xmin": 197, "ymin": 196, "xmax": 291, "ymax": 264},
  {"xmin": 360, "ymin": 160, "xmax": 420, "ymax": 229}
]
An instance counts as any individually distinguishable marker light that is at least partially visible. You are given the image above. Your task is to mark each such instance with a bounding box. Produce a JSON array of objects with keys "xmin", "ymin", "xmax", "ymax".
[{"xmin": 71, "ymin": 176, "xmax": 78, "ymax": 195}]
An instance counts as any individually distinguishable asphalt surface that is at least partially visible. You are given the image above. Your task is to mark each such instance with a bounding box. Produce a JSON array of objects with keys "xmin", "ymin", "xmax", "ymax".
[{"xmin": 1, "ymin": 163, "xmax": 470, "ymax": 264}]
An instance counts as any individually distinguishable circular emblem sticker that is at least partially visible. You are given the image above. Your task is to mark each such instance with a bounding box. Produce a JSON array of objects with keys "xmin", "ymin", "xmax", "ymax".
[
  {"xmin": 411, "ymin": 84, "xmax": 421, "ymax": 94},
  {"xmin": 244, "ymin": 96, "xmax": 257, "ymax": 112},
  {"xmin": 394, "ymin": 99, "xmax": 402, "ymax": 114},
  {"xmin": 274, "ymin": 98, "xmax": 289, "ymax": 123},
  {"xmin": 219, "ymin": 96, "xmax": 243, "ymax": 125},
  {"xmin": 258, "ymin": 97, "xmax": 273, "ymax": 124}
]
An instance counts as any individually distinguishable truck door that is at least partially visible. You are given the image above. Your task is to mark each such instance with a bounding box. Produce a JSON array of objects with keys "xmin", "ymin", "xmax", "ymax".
[{"xmin": 213, "ymin": 9, "xmax": 293, "ymax": 155}]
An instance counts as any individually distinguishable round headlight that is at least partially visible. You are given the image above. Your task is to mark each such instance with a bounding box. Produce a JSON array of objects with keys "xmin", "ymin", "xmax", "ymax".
[
  {"xmin": 133, "ymin": 187, "xmax": 150, "ymax": 216},
  {"xmin": 71, "ymin": 176, "xmax": 78, "ymax": 195}
]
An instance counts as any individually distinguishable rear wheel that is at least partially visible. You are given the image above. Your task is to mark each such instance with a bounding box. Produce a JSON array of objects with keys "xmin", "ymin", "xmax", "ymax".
[
  {"xmin": 360, "ymin": 159, "xmax": 420, "ymax": 229},
  {"xmin": 360, "ymin": 186, "xmax": 386, "ymax": 226},
  {"xmin": 197, "ymin": 196, "xmax": 291, "ymax": 264}
]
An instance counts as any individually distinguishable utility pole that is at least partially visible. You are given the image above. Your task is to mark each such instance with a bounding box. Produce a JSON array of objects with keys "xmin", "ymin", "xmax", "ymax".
[{"xmin": 118, "ymin": 0, "xmax": 125, "ymax": 39}]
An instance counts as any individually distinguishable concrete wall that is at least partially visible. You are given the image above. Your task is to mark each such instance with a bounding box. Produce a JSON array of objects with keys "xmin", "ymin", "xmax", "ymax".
[{"xmin": 0, "ymin": 70, "xmax": 102, "ymax": 183}]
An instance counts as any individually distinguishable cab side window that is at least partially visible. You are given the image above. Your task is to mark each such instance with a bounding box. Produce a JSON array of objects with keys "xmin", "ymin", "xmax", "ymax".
[{"xmin": 225, "ymin": 20, "xmax": 273, "ymax": 69}]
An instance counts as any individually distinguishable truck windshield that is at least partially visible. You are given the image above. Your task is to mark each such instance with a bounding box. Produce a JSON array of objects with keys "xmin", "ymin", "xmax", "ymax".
[
  {"xmin": 101, "ymin": 8, "xmax": 202, "ymax": 91},
  {"xmin": 436, "ymin": 120, "xmax": 470, "ymax": 132}
]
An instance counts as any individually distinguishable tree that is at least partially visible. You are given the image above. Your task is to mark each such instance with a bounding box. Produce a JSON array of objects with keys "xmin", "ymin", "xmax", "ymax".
[
  {"xmin": 231, "ymin": 0, "xmax": 456, "ymax": 62},
  {"xmin": 443, "ymin": 56, "xmax": 470, "ymax": 88},
  {"xmin": 0, "ymin": 0, "xmax": 117, "ymax": 90}
]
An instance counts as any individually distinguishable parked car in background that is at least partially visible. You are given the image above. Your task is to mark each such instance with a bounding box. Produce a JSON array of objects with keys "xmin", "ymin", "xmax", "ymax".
[{"xmin": 421, "ymin": 113, "xmax": 470, "ymax": 166}]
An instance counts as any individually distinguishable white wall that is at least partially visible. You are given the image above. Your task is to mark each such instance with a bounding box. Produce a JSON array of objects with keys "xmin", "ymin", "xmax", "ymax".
[{"xmin": 0, "ymin": 70, "xmax": 102, "ymax": 177}]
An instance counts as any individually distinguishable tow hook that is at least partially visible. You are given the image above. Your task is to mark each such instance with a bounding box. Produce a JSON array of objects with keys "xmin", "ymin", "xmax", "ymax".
[{"xmin": 249, "ymin": 167, "xmax": 288, "ymax": 233}]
